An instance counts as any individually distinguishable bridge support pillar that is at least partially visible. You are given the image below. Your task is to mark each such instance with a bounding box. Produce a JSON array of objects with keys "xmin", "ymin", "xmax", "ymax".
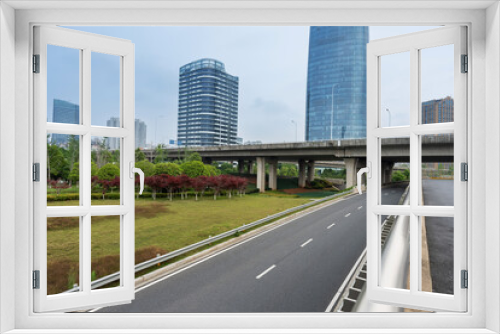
[
  {"xmin": 382, "ymin": 161, "xmax": 395, "ymax": 184},
  {"xmin": 298, "ymin": 159, "xmax": 307, "ymax": 188},
  {"xmin": 307, "ymin": 160, "xmax": 315, "ymax": 183},
  {"xmin": 238, "ymin": 159, "xmax": 245, "ymax": 174},
  {"xmin": 246, "ymin": 161, "xmax": 253, "ymax": 174},
  {"xmin": 268, "ymin": 159, "xmax": 278, "ymax": 190},
  {"xmin": 256, "ymin": 157, "xmax": 266, "ymax": 192},
  {"xmin": 345, "ymin": 158, "xmax": 359, "ymax": 189}
]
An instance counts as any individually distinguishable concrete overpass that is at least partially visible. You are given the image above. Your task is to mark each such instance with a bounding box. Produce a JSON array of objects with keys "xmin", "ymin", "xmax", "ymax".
[{"xmin": 143, "ymin": 136, "xmax": 453, "ymax": 192}]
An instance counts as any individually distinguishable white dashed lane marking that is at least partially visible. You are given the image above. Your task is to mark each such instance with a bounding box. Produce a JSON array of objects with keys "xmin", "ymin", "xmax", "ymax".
[
  {"xmin": 357, "ymin": 206, "xmax": 363, "ymax": 210},
  {"xmin": 327, "ymin": 223, "xmax": 336, "ymax": 229},
  {"xmin": 301, "ymin": 238, "xmax": 313, "ymax": 248},
  {"xmin": 345, "ymin": 213, "xmax": 351, "ymax": 217},
  {"xmin": 256, "ymin": 265, "xmax": 276, "ymax": 279}
]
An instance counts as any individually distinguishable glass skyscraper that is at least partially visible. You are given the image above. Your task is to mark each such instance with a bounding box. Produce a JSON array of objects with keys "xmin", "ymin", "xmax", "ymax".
[
  {"xmin": 305, "ymin": 27, "xmax": 369, "ymax": 141},
  {"xmin": 52, "ymin": 99, "xmax": 79, "ymax": 145},
  {"xmin": 177, "ymin": 58, "xmax": 239, "ymax": 146}
]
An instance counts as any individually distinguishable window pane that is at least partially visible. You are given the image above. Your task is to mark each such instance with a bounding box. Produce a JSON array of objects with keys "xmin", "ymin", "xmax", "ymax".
[
  {"xmin": 421, "ymin": 134, "xmax": 454, "ymax": 206},
  {"xmin": 380, "ymin": 137, "xmax": 410, "ymax": 205},
  {"xmin": 420, "ymin": 216, "xmax": 454, "ymax": 295},
  {"xmin": 47, "ymin": 45, "xmax": 80, "ymax": 124},
  {"xmin": 420, "ymin": 45, "xmax": 454, "ymax": 124},
  {"xmin": 380, "ymin": 215, "xmax": 410, "ymax": 290},
  {"xmin": 47, "ymin": 133, "xmax": 80, "ymax": 205},
  {"xmin": 91, "ymin": 215, "xmax": 121, "ymax": 289},
  {"xmin": 91, "ymin": 136, "xmax": 121, "ymax": 205},
  {"xmin": 91, "ymin": 52, "xmax": 121, "ymax": 127},
  {"xmin": 380, "ymin": 51, "xmax": 410, "ymax": 127},
  {"xmin": 47, "ymin": 217, "xmax": 80, "ymax": 294}
]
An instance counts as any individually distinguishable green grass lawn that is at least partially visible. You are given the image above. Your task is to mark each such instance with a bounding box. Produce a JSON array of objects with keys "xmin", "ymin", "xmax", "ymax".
[{"xmin": 46, "ymin": 193, "xmax": 311, "ymax": 293}]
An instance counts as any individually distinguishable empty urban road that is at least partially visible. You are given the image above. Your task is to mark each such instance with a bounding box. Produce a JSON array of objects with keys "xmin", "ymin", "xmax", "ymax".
[{"xmin": 97, "ymin": 186, "xmax": 406, "ymax": 313}]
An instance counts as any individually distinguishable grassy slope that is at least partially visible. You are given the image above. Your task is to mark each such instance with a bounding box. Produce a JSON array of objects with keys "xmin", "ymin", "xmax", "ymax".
[{"xmin": 47, "ymin": 194, "xmax": 310, "ymax": 265}]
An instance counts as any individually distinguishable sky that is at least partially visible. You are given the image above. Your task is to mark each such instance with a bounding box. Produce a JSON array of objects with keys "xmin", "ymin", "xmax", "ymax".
[{"xmin": 48, "ymin": 25, "xmax": 452, "ymax": 145}]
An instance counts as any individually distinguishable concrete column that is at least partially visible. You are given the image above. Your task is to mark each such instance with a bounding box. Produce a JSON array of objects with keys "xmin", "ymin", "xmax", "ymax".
[
  {"xmin": 268, "ymin": 160, "xmax": 278, "ymax": 190},
  {"xmin": 298, "ymin": 159, "xmax": 307, "ymax": 188},
  {"xmin": 256, "ymin": 157, "xmax": 266, "ymax": 192},
  {"xmin": 382, "ymin": 161, "xmax": 395, "ymax": 184},
  {"xmin": 247, "ymin": 161, "xmax": 253, "ymax": 174},
  {"xmin": 307, "ymin": 160, "xmax": 316, "ymax": 183},
  {"xmin": 345, "ymin": 158, "xmax": 359, "ymax": 189},
  {"xmin": 238, "ymin": 159, "xmax": 245, "ymax": 174}
]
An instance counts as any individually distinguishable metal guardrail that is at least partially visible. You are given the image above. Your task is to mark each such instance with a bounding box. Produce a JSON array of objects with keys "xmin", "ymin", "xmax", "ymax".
[
  {"xmin": 330, "ymin": 185, "xmax": 410, "ymax": 312},
  {"xmin": 66, "ymin": 188, "xmax": 355, "ymax": 293}
]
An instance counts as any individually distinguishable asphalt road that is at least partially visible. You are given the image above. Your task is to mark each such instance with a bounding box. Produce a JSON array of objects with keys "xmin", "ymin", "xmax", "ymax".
[
  {"xmin": 98, "ymin": 186, "xmax": 405, "ymax": 313},
  {"xmin": 422, "ymin": 179, "xmax": 454, "ymax": 294}
]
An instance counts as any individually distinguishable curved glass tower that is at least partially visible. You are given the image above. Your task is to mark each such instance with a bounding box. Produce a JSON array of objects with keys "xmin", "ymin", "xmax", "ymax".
[
  {"xmin": 177, "ymin": 58, "xmax": 239, "ymax": 146},
  {"xmin": 305, "ymin": 27, "xmax": 369, "ymax": 141}
]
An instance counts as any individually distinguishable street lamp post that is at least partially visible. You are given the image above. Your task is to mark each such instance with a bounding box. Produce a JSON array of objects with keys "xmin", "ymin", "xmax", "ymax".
[
  {"xmin": 385, "ymin": 107, "xmax": 391, "ymax": 127},
  {"xmin": 291, "ymin": 119, "xmax": 297, "ymax": 142}
]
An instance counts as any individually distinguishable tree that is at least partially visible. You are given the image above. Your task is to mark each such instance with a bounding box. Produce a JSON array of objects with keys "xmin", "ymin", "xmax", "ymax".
[
  {"xmin": 203, "ymin": 164, "xmax": 219, "ymax": 176},
  {"xmin": 68, "ymin": 162, "xmax": 79, "ymax": 184},
  {"xmin": 278, "ymin": 163, "xmax": 298, "ymax": 177},
  {"xmin": 180, "ymin": 161, "xmax": 206, "ymax": 178},
  {"xmin": 47, "ymin": 143, "xmax": 69, "ymax": 181},
  {"xmin": 66, "ymin": 135, "xmax": 79, "ymax": 168},
  {"xmin": 93, "ymin": 137, "xmax": 113, "ymax": 168},
  {"xmin": 185, "ymin": 151, "xmax": 202, "ymax": 163},
  {"xmin": 191, "ymin": 176, "xmax": 208, "ymax": 200},
  {"xmin": 135, "ymin": 160, "xmax": 155, "ymax": 177},
  {"xmin": 91, "ymin": 161, "xmax": 99, "ymax": 177},
  {"xmin": 144, "ymin": 175, "xmax": 166, "ymax": 200},
  {"xmin": 97, "ymin": 179, "xmax": 112, "ymax": 200},
  {"xmin": 135, "ymin": 148, "xmax": 146, "ymax": 162},
  {"xmin": 48, "ymin": 179, "xmax": 70, "ymax": 197},
  {"xmin": 154, "ymin": 144, "xmax": 168, "ymax": 163},
  {"xmin": 178, "ymin": 175, "xmax": 191, "ymax": 199},
  {"xmin": 218, "ymin": 162, "xmax": 236, "ymax": 175},
  {"xmin": 207, "ymin": 176, "xmax": 223, "ymax": 200},
  {"xmin": 97, "ymin": 163, "xmax": 120, "ymax": 181},
  {"xmin": 155, "ymin": 162, "xmax": 181, "ymax": 176},
  {"xmin": 164, "ymin": 175, "xmax": 181, "ymax": 201}
]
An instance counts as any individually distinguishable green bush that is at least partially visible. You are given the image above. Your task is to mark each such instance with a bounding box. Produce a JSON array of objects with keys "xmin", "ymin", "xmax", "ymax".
[
  {"xmin": 306, "ymin": 179, "xmax": 334, "ymax": 189},
  {"xmin": 97, "ymin": 163, "xmax": 120, "ymax": 181},
  {"xmin": 155, "ymin": 162, "xmax": 181, "ymax": 176}
]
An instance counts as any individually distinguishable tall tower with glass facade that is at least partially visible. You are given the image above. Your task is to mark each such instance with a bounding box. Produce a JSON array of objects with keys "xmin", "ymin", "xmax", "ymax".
[
  {"xmin": 305, "ymin": 27, "xmax": 369, "ymax": 141},
  {"xmin": 177, "ymin": 58, "xmax": 239, "ymax": 146},
  {"xmin": 52, "ymin": 99, "xmax": 79, "ymax": 145}
]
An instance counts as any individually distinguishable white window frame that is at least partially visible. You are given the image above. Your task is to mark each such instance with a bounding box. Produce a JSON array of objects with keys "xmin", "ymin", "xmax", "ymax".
[
  {"xmin": 0, "ymin": 1, "xmax": 498, "ymax": 333},
  {"xmin": 33, "ymin": 25, "xmax": 136, "ymax": 313},
  {"xmin": 366, "ymin": 26, "xmax": 467, "ymax": 312}
]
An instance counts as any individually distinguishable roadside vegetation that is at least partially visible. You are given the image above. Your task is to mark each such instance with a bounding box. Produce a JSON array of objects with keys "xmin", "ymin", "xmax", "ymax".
[{"xmin": 47, "ymin": 193, "xmax": 311, "ymax": 294}]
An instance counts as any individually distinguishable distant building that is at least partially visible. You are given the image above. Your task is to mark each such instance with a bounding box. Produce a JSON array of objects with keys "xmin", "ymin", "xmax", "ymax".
[
  {"xmin": 421, "ymin": 96, "xmax": 454, "ymax": 171},
  {"xmin": 244, "ymin": 140, "xmax": 263, "ymax": 145},
  {"xmin": 52, "ymin": 99, "xmax": 79, "ymax": 145},
  {"xmin": 106, "ymin": 117, "xmax": 120, "ymax": 150},
  {"xmin": 135, "ymin": 119, "xmax": 147, "ymax": 149},
  {"xmin": 305, "ymin": 27, "xmax": 369, "ymax": 141},
  {"xmin": 422, "ymin": 96, "xmax": 454, "ymax": 124},
  {"xmin": 177, "ymin": 58, "xmax": 239, "ymax": 146}
]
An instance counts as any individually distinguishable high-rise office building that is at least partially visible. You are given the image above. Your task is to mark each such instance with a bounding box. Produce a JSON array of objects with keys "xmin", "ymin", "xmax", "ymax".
[
  {"xmin": 422, "ymin": 96, "xmax": 454, "ymax": 124},
  {"xmin": 305, "ymin": 27, "xmax": 369, "ymax": 141},
  {"xmin": 135, "ymin": 119, "xmax": 147, "ymax": 149},
  {"xmin": 105, "ymin": 117, "xmax": 147, "ymax": 150},
  {"xmin": 106, "ymin": 117, "xmax": 120, "ymax": 150},
  {"xmin": 177, "ymin": 58, "xmax": 239, "ymax": 146},
  {"xmin": 52, "ymin": 99, "xmax": 79, "ymax": 145}
]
